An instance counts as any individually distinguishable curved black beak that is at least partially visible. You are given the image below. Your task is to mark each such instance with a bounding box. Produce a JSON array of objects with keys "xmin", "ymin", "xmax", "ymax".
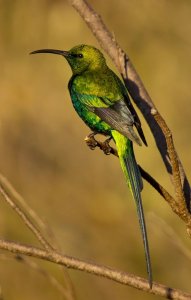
[{"xmin": 30, "ymin": 49, "xmax": 69, "ymax": 57}]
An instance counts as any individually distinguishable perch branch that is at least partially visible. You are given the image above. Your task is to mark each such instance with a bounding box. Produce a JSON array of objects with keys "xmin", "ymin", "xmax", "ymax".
[
  {"xmin": 151, "ymin": 110, "xmax": 190, "ymax": 223},
  {"xmin": 0, "ymin": 238, "xmax": 190, "ymax": 300},
  {"xmin": 68, "ymin": 0, "xmax": 191, "ymax": 230},
  {"xmin": 85, "ymin": 137, "xmax": 182, "ymax": 217}
]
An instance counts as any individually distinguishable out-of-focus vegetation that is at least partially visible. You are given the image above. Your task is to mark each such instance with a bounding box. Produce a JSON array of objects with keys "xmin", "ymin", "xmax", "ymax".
[{"xmin": 0, "ymin": 0, "xmax": 191, "ymax": 299}]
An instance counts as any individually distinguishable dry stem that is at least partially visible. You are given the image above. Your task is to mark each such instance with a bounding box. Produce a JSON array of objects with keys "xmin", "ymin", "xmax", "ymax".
[
  {"xmin": 0, "ymin": 174, "xmax": 76, "ymax": 300},
  {"xmin": 0, "ymin": 239, "xmax": 191, "ymax": 300}
]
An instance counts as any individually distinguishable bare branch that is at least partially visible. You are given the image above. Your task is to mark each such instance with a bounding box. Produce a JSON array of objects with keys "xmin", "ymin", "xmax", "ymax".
[
  {"xmin": 0, "ymin": 238, "xmax": 190, "ymax": 300},
  {"xmin": 0, "ymin": 174, "xmax": 52, "ymax": 251},
  {"xmin": 147, "ymin": 213, "xmax": 191, "ymax": 262},
  {"xmin": 0, "ymin": 173, "xmax": 76, "ymax": 300},
  {"xmin": 151, "ymin": 110, "xmax": 191, "ymax": 222},
  {"xmin": 85, "ymin": 136, "xmax": 191, "ymax": 227},
  {"xmin": 68, "ymin": 0, "xmax": 191, "ymax": 228},
  {"xmin": 0, "ymin": 252, "xmax": 67, "ymax": 297}
]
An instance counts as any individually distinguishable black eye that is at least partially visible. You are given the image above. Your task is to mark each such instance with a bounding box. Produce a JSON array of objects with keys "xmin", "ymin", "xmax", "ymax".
[{"xmin": 71, "ymin": 53, "xmax": 83, "ymax": 58}]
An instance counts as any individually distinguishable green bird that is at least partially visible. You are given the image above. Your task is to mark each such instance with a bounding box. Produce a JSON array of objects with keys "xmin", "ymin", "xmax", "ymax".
[{"xmin": 30, "ymin": 45, "xmax": 152, "ymax": 287}]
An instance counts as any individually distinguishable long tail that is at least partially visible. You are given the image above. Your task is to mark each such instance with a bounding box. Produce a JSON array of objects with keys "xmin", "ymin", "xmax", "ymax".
[{"xmin": 112, "ymin": 130, "xmax": 152, "ymax": 287}]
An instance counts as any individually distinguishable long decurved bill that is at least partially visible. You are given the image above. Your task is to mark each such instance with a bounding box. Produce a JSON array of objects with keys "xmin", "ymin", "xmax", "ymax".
[{"xmin": 30, "ymin": 49, "xmax": 69, "ymax": 57}]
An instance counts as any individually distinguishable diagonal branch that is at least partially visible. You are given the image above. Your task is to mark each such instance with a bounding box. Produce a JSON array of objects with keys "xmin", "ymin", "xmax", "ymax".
[
  {"xmin": 0, "ymin": 252, "xmax": 67, "ymax": 297},
  {"xmin": 84, "ymin": 137, "xmax": 185, "ymax": 220},
  {"xmin": 0, "ymin": 173, "xmax": 76, "ymax": 300},
  {"xmin": 0, "ymin": 238, "xmax": 190, "ymax": 300},
  {"xmin": 0, "ymin": 174, "xmax": 52, "ymax": 251},
  {"xmin": 68, "ymin": 0, "xmax": 191, "ymax": 228},
  {"xmin": 151, "ymin": 110, "xmax": 191, "ymax": 225}
]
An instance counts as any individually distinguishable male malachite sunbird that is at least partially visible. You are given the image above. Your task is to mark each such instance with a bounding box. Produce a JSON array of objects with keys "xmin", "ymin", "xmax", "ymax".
[{"xmin": 30, "ymin": 45, "xmax": 152, "ymax": 287}]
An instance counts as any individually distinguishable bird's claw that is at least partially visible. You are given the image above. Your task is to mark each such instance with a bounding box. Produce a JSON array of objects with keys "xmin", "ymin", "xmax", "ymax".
[
  {"xmin": 85, "ymin": 134, "xmax": 113, "ymax": 155},
  {"xmin": 84, "ymin": 133, "xmax": 98, "ymax": 150},
  {"xmin": 102, "ymin": 137, "xmax": 112, "ymax": 155}
]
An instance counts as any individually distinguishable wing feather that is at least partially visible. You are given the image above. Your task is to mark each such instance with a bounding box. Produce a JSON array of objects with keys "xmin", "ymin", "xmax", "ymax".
[
  {"xmin": 92, "ymin": 106, "xmax": 142, "ymax": 145},
  {"xmin": 73, "ymin": 90, "xmax": 142, "ymax": 146}
]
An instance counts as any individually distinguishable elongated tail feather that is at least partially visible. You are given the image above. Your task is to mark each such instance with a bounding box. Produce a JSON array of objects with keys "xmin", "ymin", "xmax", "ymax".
[{"xmin": 112, "ymin": 130, "xmax": 152, "ymax": 287}]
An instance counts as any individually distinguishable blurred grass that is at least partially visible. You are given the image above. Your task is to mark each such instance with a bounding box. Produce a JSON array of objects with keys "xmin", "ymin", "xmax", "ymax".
[{"xmin": 0, "ymin": 0, "xmax": 191, "ymax": 299}]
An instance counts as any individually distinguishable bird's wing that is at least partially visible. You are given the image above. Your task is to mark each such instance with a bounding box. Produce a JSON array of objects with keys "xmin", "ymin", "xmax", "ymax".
[
  {"xmin": 110, "ymin": 72, "xmax": 147, "ymax": 146},
  {"xmin": 123, "ymin": 94, "xmax": 147, "ymax": 146},
  {"xmin": 75, "ymin": 92, "xmax": 142, "ymax": 146},
  {"xmin": 93, "ymin": 106, "xmax": 142, "ymax": 145}
]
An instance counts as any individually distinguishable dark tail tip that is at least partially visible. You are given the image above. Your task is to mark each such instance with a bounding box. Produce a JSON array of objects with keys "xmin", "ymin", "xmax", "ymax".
[{"xmin": 148, "ymin": 275, "xmax": 153, "ymax": 289}]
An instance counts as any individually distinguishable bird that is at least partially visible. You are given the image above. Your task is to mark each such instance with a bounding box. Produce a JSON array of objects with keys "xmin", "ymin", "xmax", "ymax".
[{"xmin": 30, "ymin": 44, "xmax": 152, "ymax": 287}]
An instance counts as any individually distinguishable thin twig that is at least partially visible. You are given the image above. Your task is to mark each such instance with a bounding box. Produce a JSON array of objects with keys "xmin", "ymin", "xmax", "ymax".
[
  {"xmin": 147, "ymin": 212, "xmax": 191, "ymax": 262},
  {"xmin": 138, "ymin": 166, "xmax": 177, "ymax": 210},
  {"xmin": 0, "ymin": 252, "xmax": 67, "ymax": 297},
  {"xmin": 0, "ymin": 174, "xmax": 76, "ymax": 300},
  {"xmin": 0, "ymin": 176, "xmax": 52, "ymax": 251},
  {"xmin": 84, "ymin": 135, "xmax": 191, "ymax": 237},
  {"xmin": 0, "ymin": 238, "xmax": 190, "ymax": 300},
  {"xmin": 85, "ymin": 138, "xmax": 180, "ymax": 213}
]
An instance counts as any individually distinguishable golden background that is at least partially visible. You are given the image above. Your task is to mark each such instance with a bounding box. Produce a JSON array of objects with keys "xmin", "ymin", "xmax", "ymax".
[{"xmin": 0, "ymin": 0, "xmax": 191, "ymax": 299}]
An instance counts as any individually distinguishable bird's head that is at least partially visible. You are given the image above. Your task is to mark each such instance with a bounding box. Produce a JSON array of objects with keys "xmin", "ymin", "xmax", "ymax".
[{"xmin": 30, "ymin": 44, "xmax": 107, "ymax": 75}]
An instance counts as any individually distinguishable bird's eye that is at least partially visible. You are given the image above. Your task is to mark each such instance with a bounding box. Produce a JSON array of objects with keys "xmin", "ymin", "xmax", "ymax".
[{"xmin": 71, "ymin": 53, "xmax": 83, "ymax": 58}]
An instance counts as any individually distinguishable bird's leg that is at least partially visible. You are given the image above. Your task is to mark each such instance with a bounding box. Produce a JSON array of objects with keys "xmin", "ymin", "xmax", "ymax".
[
  {"xmin": 85, "ymin": 133, "xmax": 114, "ymax": 155},
  {"xmin": 84, "ymin": 132, "xmax": 98, "ymax": 150},
  {"xmin": 102, "ymin": 136, "xmax": 113, "ymax": 155}
]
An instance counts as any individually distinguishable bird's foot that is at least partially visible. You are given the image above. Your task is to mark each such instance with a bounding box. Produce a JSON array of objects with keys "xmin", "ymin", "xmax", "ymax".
[
  {"xmin": 84, "ymin": 132, "xmax": 98, "ymax": 150},
  {"xmin": 102, "ymin": 137, "xmax": 112, "ymax": 155}
]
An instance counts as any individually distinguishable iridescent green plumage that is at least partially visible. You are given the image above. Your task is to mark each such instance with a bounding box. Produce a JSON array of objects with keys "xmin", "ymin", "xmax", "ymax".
[{"xmin": 30, "ymin": 45, "xmax": 152, "ymax": 287}]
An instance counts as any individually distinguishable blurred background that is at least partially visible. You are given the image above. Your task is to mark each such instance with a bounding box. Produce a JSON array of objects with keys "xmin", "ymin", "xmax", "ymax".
[{"xmin": 0, "ymin": 0, "xmax": 191, "ymax": 299}]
